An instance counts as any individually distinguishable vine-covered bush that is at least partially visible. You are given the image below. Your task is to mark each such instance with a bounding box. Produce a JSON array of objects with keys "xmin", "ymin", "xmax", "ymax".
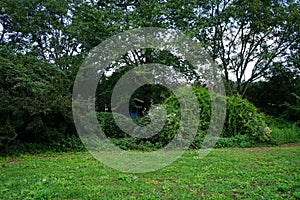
[
  {"xmin": 96, "ymin": 86, "xmax": 271, "ymax": 150},
  {"xmin": 224, "ymin": 96, "xmax": 271, "ymax": 141},
  {"xmin": 164, "ymin": 86, "xmax": 271, "ymax": 144},
  {"xmin": 97, "ymin": 111, "xmax": 180, "ymax": 150}
]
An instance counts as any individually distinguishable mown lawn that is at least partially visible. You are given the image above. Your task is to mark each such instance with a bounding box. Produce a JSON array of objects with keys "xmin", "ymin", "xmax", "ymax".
[{"xmin": 1, "ymin": 145, "xmax": 299, "ymax": 199}]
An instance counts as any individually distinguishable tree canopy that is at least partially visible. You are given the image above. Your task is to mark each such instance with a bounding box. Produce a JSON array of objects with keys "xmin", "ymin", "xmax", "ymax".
[{"xmin": 0, "ymin": 0, "xmax": 299, "ymax": 152}]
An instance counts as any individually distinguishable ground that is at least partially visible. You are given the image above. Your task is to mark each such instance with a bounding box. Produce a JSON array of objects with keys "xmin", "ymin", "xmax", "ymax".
[{"xmin": 0, "ymin": 145, "xmax": 299, "ymax": 199}]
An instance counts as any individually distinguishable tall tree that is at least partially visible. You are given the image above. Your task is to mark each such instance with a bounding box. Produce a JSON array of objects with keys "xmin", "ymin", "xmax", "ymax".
[
  {"xmin": 198, "ymin": 0, "xmax": 299, "ymax": 96},
  {"xmin": 162, "ymin": 0, "xmax": 299, "ymax": 96},
  {"xmin": 0, "ymin": 0, "xmax": 82, "ymax": 70}
]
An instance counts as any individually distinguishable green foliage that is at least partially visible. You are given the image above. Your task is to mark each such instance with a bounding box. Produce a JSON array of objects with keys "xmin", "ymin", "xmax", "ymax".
[
  {"xmin": 97, "ymin": 111, "xmax": 178, "ymax": 151},
  {"xmin": 245, "ymin": 64, "xmax": 300, "ymax": 119},
  {"xmin": 281, "ymin": 93, "xmax": 300, "ymax": 123},
  {"xmin": 97, "ymin": 112, "xmax": 129, "ymax": 139},
  {"xmin": 224, "ymin": 96, "xmax": 270, "ymax": 142},
  {"xmin": 1, "ymin": 136, "xmax": 85, "ymax": 156},
  {"xmin": 215, "ymin": 135, "xmax": 252, "ymax": 148},
  {"xmin": 0, "ymin": 0, "xmax": 82, "ymax": 70},
  {"xmin": 96, "ymin": 86, "xmax": 271, "ymax": 151},
  {"xmin": 193, "ymin": 0, "xmax": 300, "ymax": 96},
  {"xmin": 270, "ymin": 126, "xmax": 300, "ymax": 145},
  {"xmin": 266, "ymin": 116, "xmax": 300, "ymax": 145},
  {"xmin": 1, "ymin": 0, "xmax": 298, "ymax": 154},
  {"xmin": 0, "ymin": 116, "xmax": 17, "ymax": 150},
  {"xmin": 0, "ymin": 47, "xmax": 75, "ymax": 153},
  {"xmin": 164, "ymin": 86, "xmax": 270, "ymax": 146}
]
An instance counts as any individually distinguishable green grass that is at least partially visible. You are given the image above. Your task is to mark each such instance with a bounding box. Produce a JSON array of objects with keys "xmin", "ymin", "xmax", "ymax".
[
  {"xmin": 1, "ymin": 146, "xmax": 299, "ymax": 199},
  {"xmin": 265, "ymin": 116, "xmax": 300, "ymax": 145},
  {"xmin": 270, "ymin": 125, "xmax": 300, "ymax": 145}
]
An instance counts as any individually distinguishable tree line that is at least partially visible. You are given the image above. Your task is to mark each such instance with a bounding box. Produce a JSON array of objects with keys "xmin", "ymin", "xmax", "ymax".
[{"xmin": 0, "ymin": 0, "xmax": 299, "ymax": 153}]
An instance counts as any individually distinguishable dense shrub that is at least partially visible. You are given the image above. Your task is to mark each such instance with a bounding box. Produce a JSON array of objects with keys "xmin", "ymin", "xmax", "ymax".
[
  {"xmin": 245, "ymin": 66, "xmax": 300, "ymax": 119},
  {"xmin": 96, "ymin": 86, "xmax": 271, "ymax": 150},
  {"xmin": 0, "ymin": 135, "xmax": 86, "ymax": 156},
  {"xmin": 224, "ymin": 96, "xmax": 270, "ymax": 142},
  {"xmin": 164, "ymin": 87, "xmax": 271, "ymax": 144},
  {"xmin": 97, "ymin": 111, "xmax": 180, "ymax": 150},
  {"xmin": 97, "ymin": 112, "xmax": 130, "ymax": 139},
  {"xmin": 280, "ymin": 93, "xmax": 300, "ymax": 124},
  {"xmin": 0, "ymin": 49, "xmax": 75, "ymax": 153}
]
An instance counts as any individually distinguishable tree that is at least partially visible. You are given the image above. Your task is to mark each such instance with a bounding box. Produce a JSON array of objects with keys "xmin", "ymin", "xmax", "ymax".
[
  {"xmin": 162, "ymin": 0, "xmax": 300, "ymax": 96},
  {"xmin": 0, "ymin": 0, "xmax": 83, "ymax": 70},
  {"xmin": 96, "ymin": 71, "xmax": 172, "ymax": 115},
  {"xmin": 202, "ymin": 0, "xmax": 299, "ymax": 96},
  {"xmin": 245, "ymin": 62, "xmax": 300, "ymax": 118}
]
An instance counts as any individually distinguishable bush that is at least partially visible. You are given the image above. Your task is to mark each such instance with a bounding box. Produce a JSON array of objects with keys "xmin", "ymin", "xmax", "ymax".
[
  {"xmin": 280, "ymin": 93, "xmax": 300, "ymax": 123},
  {"xmin": 270, "ymin": 126, "xmax": 300, "ymax": 145},
  {"xmin": 95, "ymin": 86, "xmax": 271, "ymax": 150},
  {"xmin": 97, "ymin": 112, "xmax": 132, "ymax": 139},
  {"xmin": 0, "ymin": 135, "xmax": 86, "ymax": 156},
  {"xmin": 0, "ymin": 50, "xmax": 75, "ymax": 152},
  {"xmin": 96, "ymin": 111, "xmax": 179, "ymax": 151},
  {"xmin": 164, "ymin": 86, "xmax": 271, "ymax": 146},
  {"xmin": 224, "ymin": 96, "xmax": 270, "ymax": 142}
]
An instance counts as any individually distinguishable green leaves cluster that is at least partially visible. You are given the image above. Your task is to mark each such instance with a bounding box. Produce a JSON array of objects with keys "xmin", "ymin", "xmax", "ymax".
[
  {"xmin": 97, "ymin": 86, "xmax": 271, "ymax": 151},
  {"xmin": 0, "ymin": 48, "xmax": 74, "ymax": 151},
  {"xmin": 164, "ymin": 86, "xmax": 271, "ymax": 145}
]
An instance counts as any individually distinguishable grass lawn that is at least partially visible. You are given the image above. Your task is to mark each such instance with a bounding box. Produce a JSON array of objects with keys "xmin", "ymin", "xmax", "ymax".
[{"xmin": 1, "ymin": 145, "xmax": 299, "ymax": 199}]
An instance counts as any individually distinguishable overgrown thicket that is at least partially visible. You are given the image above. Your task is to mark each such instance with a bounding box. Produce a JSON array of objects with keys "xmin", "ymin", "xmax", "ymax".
[{"xmin": 98, "ymin": 86, "xmax": 272, "ymax": 150}]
